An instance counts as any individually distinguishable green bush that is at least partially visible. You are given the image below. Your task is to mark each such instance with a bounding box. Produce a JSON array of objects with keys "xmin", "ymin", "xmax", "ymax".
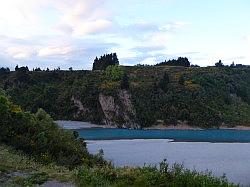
[
  {"xmin": 105, "ymin": 65, "xmax": 124, "ymax": 81},
  {"xmin": 74, "ymin": 160, "xmax": 238, "ymax": 187},
  {"xmin": 0, "ymin": 93, "xmax": 105, "ymax": 168}
]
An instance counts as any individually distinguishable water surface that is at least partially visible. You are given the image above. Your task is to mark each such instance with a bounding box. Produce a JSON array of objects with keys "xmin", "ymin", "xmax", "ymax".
[
  {"xmin": 87, "ymin": 139, "xmax": 250, "ymax": 186},
  {"xmin": 78, "ymin": 128, "xmax": 250, "ymax": 143},
  {"xmin": 59, "ymin": 121, "xmax": 250, "ymax": 186}
]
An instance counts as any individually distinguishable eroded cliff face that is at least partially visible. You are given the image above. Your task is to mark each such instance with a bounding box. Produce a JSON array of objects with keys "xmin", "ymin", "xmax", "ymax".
[{"xmin": 99, "ymin": 90, "xmax": 139, "ymax": 129}]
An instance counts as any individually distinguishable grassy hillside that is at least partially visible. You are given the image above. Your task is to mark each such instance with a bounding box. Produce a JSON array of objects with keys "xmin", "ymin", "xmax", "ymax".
[
  {"xmin": 0, "ymin": 65, "xmax": 250, "ymax": 128},
  {"xmin": 0, "ymin": 91, "xmax": 238, "ymax": 186}
]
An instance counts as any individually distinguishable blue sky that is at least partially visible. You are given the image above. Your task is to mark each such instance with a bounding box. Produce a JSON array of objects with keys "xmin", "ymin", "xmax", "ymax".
[{"xmin": 0, "ymin": 0, "xmax": 250, "ymax": 70}]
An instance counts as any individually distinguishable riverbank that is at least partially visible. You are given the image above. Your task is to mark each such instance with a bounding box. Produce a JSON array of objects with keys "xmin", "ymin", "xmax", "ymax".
[{"xmin": 56, "ymin": 120, "xmax": 116, "ymax": 130}]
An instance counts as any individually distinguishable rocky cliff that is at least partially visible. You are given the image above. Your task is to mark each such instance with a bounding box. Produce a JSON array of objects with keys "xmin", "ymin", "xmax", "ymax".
[{"xmin": 99, "ymin": 90, "xmax": 139, "ymax": 129}]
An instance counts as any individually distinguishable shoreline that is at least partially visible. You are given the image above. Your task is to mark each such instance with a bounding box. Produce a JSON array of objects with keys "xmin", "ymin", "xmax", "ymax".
[
  {"xmin": 86, "ymin": 138, "xmax": 250, "ymax": 143},
  {"xmin": 56, "ymin": 120, "xmax": 250, "ymax": 131}
]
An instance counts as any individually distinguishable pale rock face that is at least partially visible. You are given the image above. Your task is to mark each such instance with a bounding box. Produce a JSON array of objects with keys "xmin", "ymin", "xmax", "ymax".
[
  {"xmin": 99, "ymin": 90, "xmax": 139, "ymax": 129},
  {"xmin": 98, "ymin": 93, "xmax": 118, "ymax": 127}
]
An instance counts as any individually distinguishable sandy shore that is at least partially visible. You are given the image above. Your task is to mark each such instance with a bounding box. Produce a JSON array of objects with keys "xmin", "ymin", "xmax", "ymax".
[
  {"xmin": 56, "ymin": 120, "xmax": 115, "ymax": 130},
  {"xmin": 146, "ymin": 124, "xmax": 250, "ymax": 131},
  {"xmin": 143, "ymin": 124, "xmax": 202, "ymax": 130},
  {"xmin": 219, "ymin": 125, "xmax": 250, "ymax": 130}
]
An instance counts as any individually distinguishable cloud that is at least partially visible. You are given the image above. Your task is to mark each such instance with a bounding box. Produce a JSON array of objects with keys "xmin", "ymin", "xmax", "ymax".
[
  {"xmin": 125, "ymin": 22, "xmax": 158, "ymax": 34},
  {"xmin": 38, "ymin": 46, "xmax": 73, "ymax": 57},
  {"xmin": 6, "ymin": 46, "xmax": 34, "ymax": 60},
  {"xmin": 0, "ymin": 0, "xmax": 194, "ymax": 69},
  {"xmin": 54, "ymin": 0, "xmax": 112, "ymax": 37},
  {"xmin": 160, "ymin": 21, "xmax": 188, "ymax": 31},
  {"xmin": 132, "ymin": 45, "xmax": 165, "ymax": 53}
]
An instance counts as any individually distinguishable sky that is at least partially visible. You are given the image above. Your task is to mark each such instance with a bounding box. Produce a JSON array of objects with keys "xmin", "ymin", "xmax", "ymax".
[{"xmin": 0, "ymin": 0, "xmax": 250, "ymax": 70}]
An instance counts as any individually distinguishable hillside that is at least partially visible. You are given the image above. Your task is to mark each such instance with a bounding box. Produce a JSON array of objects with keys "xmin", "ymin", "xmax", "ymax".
[
  {"xmin": 0, "ymin": 91, "xmax": 237, "ymax": 186},
  {"xmin": 0, "ymin": 65, "xmax": 250, "ymax": 128}
]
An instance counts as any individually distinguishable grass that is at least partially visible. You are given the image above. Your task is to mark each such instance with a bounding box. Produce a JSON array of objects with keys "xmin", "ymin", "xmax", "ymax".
[{"xmin": 0, "ymin": 144, "xmax": 75, "ymax": 186}]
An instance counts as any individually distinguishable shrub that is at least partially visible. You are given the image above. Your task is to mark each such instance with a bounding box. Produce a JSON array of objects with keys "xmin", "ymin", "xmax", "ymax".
[{"xmin": 0, "ymin": 93, "xmax": 104, "ymax": 168}]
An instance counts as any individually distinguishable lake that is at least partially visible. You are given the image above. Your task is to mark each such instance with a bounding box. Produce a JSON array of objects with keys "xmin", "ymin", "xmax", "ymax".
[
  {"xmin": 87, "ymin": 139, "xmax": 250, "ymax": 186},
  {"xmin": 76, "ymin": 128, "xmax": 250, "ymax": 186},
  {"xmin": 77, "ymin": 128, "xmax": 250, "ymax": 142},
  {"xmin": 56, "ymin": 122, "xmax": 250, "ymax": 186}
]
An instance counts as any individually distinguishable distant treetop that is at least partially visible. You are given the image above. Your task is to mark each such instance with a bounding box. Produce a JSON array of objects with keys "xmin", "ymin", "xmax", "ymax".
[
  {"xmin": 155, "ymin": 57, "xmax": 191, "ymax": 67},
  {"xmin": 215, "ymin": 60, "xmax": 224, "ymax": 67},
  {"xmin": 92, "ymin": 53, "xmax": 119, "ymax": 71}
]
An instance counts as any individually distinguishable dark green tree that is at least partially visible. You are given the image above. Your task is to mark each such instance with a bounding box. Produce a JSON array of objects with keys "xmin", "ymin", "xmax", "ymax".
[
  {"xmin": 215, "ymin": 60, "xmax": 224, "ymax": 67},
  {"xmin": 179, "ymin": 75, "xmax": 185, "ymax": 85},
  {"xmin": 159, "ymin": 72, "xmax": 170, "ymax": 92},
  {"xmin": 156, "ymin": 57, "xmax": 190, "ymax": 67},
  {"xmin": 92, "ymin": 53, "xmax": 119, "ymax": 70},
  {"xmin": 121, "ymin": 73, "xmax": 129, "ymax": 90}
]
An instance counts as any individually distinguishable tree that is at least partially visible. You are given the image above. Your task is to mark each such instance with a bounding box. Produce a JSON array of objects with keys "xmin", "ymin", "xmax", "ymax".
[
  {"xmin": 159, "ymin": 72, "xmax": 170, "ymax": 92},
  {"xmin": 112, "ymin": 53, "xmax": 119, "ymax": 65},
  {"xmin": 14, "ymin": 66, "xmax": 30, "ymax": 83},
  {"xmin": 34, "ymin": 67, "xmax": 42, "ymax": 71},
  {"xmin": 15, "ymin": 66, "xmax": 29, "ymax": 72},
  {"xmin": 121, "ymin": 73, "xmax": 129, "ymax": 90},
  {"xmin": 105, "ymin": 65, "xmax": 124, "ymax": 81},
  {"xmin": 156, "ymin": 57, "xmax": 190, "ymax": 67},
  {"xmin": 0, "ymin": 67, "xmax": 10, "ymax": 74},
  {"xmin": 179, "ymin": 75, "xmax": 185, "ymax": 85},
  {"xmin": 215, "ymin": 60, "xmax": 224, "ymax": 67},
  {"xmin": 230, "ymin": 62, "xmax": 235, "ymax": 68},
  {"xmin": 92, "ymin": 53, "xmax": 119, "ymax": 70}
]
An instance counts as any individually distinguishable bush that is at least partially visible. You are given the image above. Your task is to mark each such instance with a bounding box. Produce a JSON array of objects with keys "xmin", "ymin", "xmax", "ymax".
[
  {"xmin": 74, "ymin": 160, "xmax": 238, "ymax": 187},
  {"xmin": 105, "ymin": 65, "xmax": 124, "ymax": 81},
  {"xmin": 0, "ymin": 93, "xmax": 104, "ymax": 168}
]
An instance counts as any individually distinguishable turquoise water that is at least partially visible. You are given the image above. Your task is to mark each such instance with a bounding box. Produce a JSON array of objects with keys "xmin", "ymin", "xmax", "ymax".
[{"xmin": 77, "ymin": 128, "xmax": 250, "ymax": 142}]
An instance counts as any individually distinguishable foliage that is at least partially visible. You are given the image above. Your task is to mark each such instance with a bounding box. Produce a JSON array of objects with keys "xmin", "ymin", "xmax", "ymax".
[
  {"xmin": 74, "ymin": 160, "xmax": 237, "ymax": 187},
  {"xmin": 0, "ymin": 144, "xmax": 238, "ymax": 187},
  {"xmin": 105, "ymin": 65, "xmax": 124, "ymax": 82},
  {"xmin": 0, "ymin": 144, "xmax": 75, "ymax": 185},
  {"xmin": 156, "ymin": 57, "xmax": 191, "ymax": 67},
  {"xmin": 93, "ymin": 53, "xmax": 119, "ymax": 71},
  {"xmin": 215, "ymin": 60, "xmax": 224, "ymax": 67},
  {"xmin": 0, "ymin": 93, "xmax": 106, "ymax": 168},
  {"xmin": 0, "ymin": 65, "xmax": 250, "ymax": 128},
  {"xmin": 159, "ymin": 72, "xmax": 170, "ymax": 92},
  {"xmin": 120, "ymin": 73, "xmax": 130, "ymax": 90}
]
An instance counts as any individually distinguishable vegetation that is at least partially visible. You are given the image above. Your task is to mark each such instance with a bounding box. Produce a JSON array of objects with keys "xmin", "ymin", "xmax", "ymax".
[
  {"xmin": 74, "ymin": 160, "xmax": 237, "ymax": 187},
  {"xmin": 0, "ymin": 91, "xmax": 106, "ymax": 168},
  {"xmin": 105, "ymin": 65, "xmax": 124, "ymax": 81},
  {"xmin": 0, "ymin": 144, "xmax": 238, "ymax": 187},
  {"xmin": 0, "ymin": 90, "xmax": 239, "ymax": 186},
  {"xmin": 155, "ymin": 57, "xmax": 191, "ymax": 67},
  {"xmin": 1, "ymin": 60, "xmax": 250, "ymax": 128},
  {"xmin": 0, "ymin": 144, "xmax": 74, "ymax": 186},
  {"xmin": 93, "ymin": 53, "xmax": 119, "ymax": 71}
]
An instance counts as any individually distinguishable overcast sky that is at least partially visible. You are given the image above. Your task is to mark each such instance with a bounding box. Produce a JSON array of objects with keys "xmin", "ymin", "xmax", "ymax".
[{"xmin": 0, "ymin": 0, "xmax": 250, "ymax": 70}]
